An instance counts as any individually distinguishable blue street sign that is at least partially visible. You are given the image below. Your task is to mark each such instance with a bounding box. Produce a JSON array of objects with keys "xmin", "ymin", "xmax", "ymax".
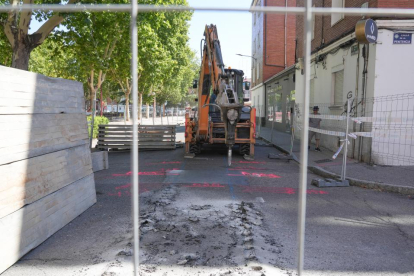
[{"xmin": 393, "ymin": 33, "xmax": 412, "ymax": 44}]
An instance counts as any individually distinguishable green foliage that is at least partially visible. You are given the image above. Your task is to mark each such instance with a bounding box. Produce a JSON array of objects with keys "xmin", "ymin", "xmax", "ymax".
[
  {"xmin": 0, "ymin": 29, "xmax": 11, "ymax": 66},
  {"xmin": 30, "ymin": 36, "xmax": 81, "ymax": 80},
  {"xmin": 87, "ymin": 115, "xmax": 109, "ymax": 138},
  {"xmin": 1, "ymin": 0, "xmax": 198, "ymax": 111},
  {"xmin": 138, "ymin": 0, "xmax": 194, "ymax": 104}
]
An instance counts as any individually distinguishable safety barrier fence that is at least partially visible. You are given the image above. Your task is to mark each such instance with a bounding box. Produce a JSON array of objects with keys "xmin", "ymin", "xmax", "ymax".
[
  {"xmin": 292, "ymin": 92, "xmax": 414, "ymax": 167},
  {"xmin": 2, "ymin": 3, "xmax": 414, "ymax": 276}
]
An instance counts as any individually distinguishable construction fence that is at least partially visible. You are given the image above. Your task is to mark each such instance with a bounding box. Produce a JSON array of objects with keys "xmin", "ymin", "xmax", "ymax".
[{"xmin": 256, "ymin": 92, "xmax": 414, "ymax": 167}]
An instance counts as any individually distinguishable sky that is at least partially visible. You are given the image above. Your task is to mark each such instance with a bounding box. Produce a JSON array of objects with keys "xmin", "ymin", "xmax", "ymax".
[
  {"xmin": 187, "ymin": 0, "xmax": 253, "ymax": 78},
  {"xmin": 29, "ymin": 0, "xmax": 253, "ymax": 78}
]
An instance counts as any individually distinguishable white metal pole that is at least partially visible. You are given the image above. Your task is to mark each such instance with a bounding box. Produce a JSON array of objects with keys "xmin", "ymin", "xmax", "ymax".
[
  {"xmin": 131, "ymin": 0, "xmax": 139, "ymax": 275},
  {"xmin": 342, "ymin": 98, "xmax": 350, "ymax": 181},
  {"xmin": 297, "ymin": 1, "xmax": 312, "ymax": 275},
  {"xmin": 89, "ymin": 93, "xmax": 96, "ymax": 148}
]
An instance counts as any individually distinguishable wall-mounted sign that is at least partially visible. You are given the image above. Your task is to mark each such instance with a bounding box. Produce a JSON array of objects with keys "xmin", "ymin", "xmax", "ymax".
[
  {"xmin": 355, "ymin": 19, "xmax": 378, "ymax": 44},
  {"xmin": 351, "ymin": 45, "xmax": 358, "ymax": 55},
  {"xmin": 393, "ymin": 33, "xmax": 412, "ymax": 44}
]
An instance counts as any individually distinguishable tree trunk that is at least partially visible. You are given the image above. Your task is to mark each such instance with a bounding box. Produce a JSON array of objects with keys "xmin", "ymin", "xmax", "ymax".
[
  {"xmin": 90, "ymin": 89, "xmax": 95, "ymax": 114},
  {"xmin": 138, "ymin": 93, "xmax": 143, "ymax": 120},
  {"xmin": 125, "ymin": 92, "xmax": 130, "ymax": 121},
  {"xmin": 152, "ymin": 96, "xmax": 157, "ymax": 120},
  {"xmin": 153, "ymin": 96, "xmax": 156, "ymax": 123},
  {"xmin": 146, "ymin": 103, "xmax": 149, "ymax": 119},
  {"xmin": 11, "ymin": 42, "xmax": 31, "ymax": 71},
  {"xmin": 100, "ymin": 86, "xmax": 103, "ymax": 116}
]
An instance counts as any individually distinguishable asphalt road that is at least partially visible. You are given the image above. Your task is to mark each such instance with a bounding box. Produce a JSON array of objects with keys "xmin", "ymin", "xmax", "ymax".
[{"xmin": 3, "ymin": 131, "xmax": 414, "ymax": 276}]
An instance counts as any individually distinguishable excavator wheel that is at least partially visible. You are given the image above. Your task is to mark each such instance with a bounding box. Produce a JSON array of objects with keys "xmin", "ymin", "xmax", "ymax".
[
  {"xmin": 239, "ymin": 143, "xmax": 250, "ymax": 156},
  {"xmin": 189, "ymin": 143, "xmax": 202, "ymax": 155}
]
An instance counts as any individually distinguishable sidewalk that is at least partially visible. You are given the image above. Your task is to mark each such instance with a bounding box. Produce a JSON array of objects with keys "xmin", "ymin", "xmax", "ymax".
[{"xmin": 259, "ymin": 126, "xmax": 414, "ymax": 196}]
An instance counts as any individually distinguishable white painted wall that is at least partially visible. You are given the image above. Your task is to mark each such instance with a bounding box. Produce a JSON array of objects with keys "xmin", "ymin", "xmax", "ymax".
[
  {"xmin": 294, "ymin": 25, "xmax": 414, "ymax": 166},
  {"xmin": 295, "ymin": 40, "xmax": 375, "ymax": 160},
  {"xmin": 370, "ymin": 29, "xmax": 414, "ymax": 165},
  {"xmin": 295, "ymin": 43, "xmax": 361, "ymax": 152},
  {"xmin": 251, "ymin": 83, "xmax": 265, "ymax": 118}
]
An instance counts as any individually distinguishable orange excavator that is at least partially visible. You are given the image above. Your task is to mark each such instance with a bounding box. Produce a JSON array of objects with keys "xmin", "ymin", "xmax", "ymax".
[{"xmin": 185, "ymin": 24, "xmax": 256, "ymax": 166}]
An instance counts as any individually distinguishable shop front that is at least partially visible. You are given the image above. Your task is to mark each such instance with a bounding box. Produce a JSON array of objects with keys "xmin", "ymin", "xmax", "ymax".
[{"xmin": 264, "ymin": 66, "xmax": 296, "ymax": 133}]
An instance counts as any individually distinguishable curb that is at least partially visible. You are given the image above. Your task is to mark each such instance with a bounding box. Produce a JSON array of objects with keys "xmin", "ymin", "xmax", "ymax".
[
  {"xmin": 259, "ymin": 135, "xmax": 414, "ymax": 196},
  {"xmin": 309, "ymin": 166, "xmax": 414, "ymax": 196}
]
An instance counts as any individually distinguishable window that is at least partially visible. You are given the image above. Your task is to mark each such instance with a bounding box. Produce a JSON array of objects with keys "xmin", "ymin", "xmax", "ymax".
[
  {"xmin": 257, "ymin": 32, "xmax": 260, "ymax": 49},
  {"xmin": 331, "ymin": 0, "xmax": 345, "ymax": 26},
  {"xmin": 332, "ymin": 70, "xmax": 344, "ymax": 105},
  {"xmin": 257, "ymin": 63, "xmax": 260, "ymax": 81}
]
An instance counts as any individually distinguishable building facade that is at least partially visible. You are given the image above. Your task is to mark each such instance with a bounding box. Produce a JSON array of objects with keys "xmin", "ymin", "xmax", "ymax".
[
  {"xmin": 250, "ymin": 0, "xmax": 297, "ymax": 126},
  {"xmin": 295, "ymin": 0, "xmax": 414, "ymax": 165},
  {"xmin": 264, "ymin": 65, "xmax": 296, "ymax": 132}
]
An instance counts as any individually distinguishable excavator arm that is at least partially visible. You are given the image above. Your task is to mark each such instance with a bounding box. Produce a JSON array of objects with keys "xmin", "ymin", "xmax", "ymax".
[{"xmin": 197, "ymin": 25, "xmax": 225, "ymax": 137}]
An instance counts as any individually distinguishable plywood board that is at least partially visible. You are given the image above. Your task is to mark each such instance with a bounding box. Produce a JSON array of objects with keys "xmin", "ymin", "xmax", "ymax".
[
  {"xmin": 0, "ymin": 66, "xmax": 85, "ymax": 114},
  {"xmin": 0, "ymin": 174, "xmax": 96, "ymax": 274},
  {"xmin": 0, "ymin": 113, "xmax": 89, "ymax": 165},
  {"xmin": 0, "ymin": 144, "xmax": 93, "ymax": 219}
]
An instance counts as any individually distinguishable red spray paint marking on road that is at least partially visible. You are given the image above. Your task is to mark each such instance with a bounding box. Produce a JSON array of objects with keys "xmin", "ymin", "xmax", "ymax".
[
  {"xmin": 146, "ymin": 161, "xmax": 182, "ymax": 165},
  {"xmin": 228, "ymin": 171, "xmax": 281, "ymax": 178},
  {"xmin": 229, "ymin": 167, "xmax": 268, "ymax": 171},
  {"xmin": 112, "ymin": 168, "xmax": 180, "ymax": 177},
  {"xmin": 182, "ymin": 183, "xmax": 226, "ymax": 188},
  {"xmin": 241, "ymin": 187, "xmax": 328, "ymax": 195},
  {"xmin": 115, "ymin": 183, "xmax": 131, "ymax": 190},
  {"xmin": 108, "ymin": 183, "xmax": 161, "ymax": 197},
  {"xmin": 237, "ymin": 161, "xmax": 266, "ymax": 164}
]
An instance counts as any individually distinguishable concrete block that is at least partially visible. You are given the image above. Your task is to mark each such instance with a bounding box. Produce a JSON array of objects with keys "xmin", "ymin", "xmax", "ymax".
[{"xmin": 91, "ymin": 151, "xmax": 109, "ymax": 172}]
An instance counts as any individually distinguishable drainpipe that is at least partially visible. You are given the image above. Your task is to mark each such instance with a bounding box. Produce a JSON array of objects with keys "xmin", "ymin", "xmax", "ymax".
[
  {"xmin": 358, "ymin": 44, "xmax": 370, "ymax": 162},
  {"xmin": 352, "ymin": 43, "xmax": 360, "ymax": 159},
  {"xmin": 264, "ymin": 0, "xmax": 285, "ymax": 69},
  {"xmin": 321, "ymin": 0, "xmax": 325, "ymax": 46}
]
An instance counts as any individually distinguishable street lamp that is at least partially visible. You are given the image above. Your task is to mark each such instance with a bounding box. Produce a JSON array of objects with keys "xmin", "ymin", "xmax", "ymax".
[{"xmin": 236, "ymin": 53, "xmax": 257, "ymax": 61}]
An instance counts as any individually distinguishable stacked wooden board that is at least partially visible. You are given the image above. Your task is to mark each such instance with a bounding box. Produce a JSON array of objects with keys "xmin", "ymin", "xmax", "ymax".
[
  {"xmin": 0, "ymin": 66, "xmax": 96, "ymax": 273},
  {"xmin": 98, "ymin": 124, "xmax": 176, "ymax": 150}
]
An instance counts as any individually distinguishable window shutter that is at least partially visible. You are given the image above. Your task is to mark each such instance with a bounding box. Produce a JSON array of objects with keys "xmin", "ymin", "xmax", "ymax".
[{"xmin": 334, "ymin": 70, "xmax": 344, "ymax": 105}]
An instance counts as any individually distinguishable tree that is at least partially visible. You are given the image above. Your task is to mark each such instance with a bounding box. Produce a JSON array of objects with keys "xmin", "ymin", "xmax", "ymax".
[
  {"xmin": 29, "ymin": 34, "xmax": 80, "ymax": 79},
  {"xmin": 0, "ymin": 0, "xmax": 78, "ymax": 70},
  {"xmin": 137, "ymin": 0, "xmax": 194, "ymax": 120},
  {"xmin": 0, "ymin": 28, "xmax": 12, "ymax": 66},
  {"xmin": 59, "ymin": 5, "xmax": 130, "ymax": 114},
  {"xmin": 107, "ymin": 29, "xmax": 132, "ymax": 120}
]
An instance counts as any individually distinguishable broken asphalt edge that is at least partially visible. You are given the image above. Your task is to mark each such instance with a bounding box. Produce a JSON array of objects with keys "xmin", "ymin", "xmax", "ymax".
[{"xmin": 258, "ymin": 136, "xmax": 414, "ymax": 196}]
